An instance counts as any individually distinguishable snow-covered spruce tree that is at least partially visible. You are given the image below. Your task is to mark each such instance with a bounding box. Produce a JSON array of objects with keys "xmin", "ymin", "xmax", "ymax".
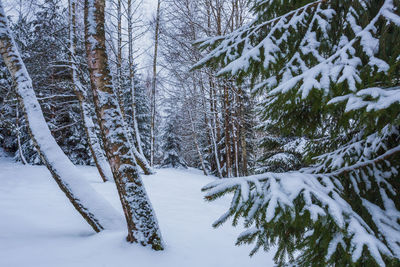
[
  {"xmin": 196, "ymin": 0, "xmax": 400, "ymax": 265},
  {"xmin": 84, "ymin": 0, "xmax": 163, "ymax": 249},
  {"xmin": 0, "ymin": 0, "xmax": 122, "ymax": 233},
  {"xmin": 161, "ymin": 107, "xmax": 187, "ymax": 169}
]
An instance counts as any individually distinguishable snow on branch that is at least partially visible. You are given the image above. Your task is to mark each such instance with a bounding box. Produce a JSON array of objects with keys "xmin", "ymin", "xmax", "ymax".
[
  {"xmin": 202, "ymin": 166, "xmax": 399, "ymax": 264},
  {"xmin": 202, "ymin": 124, "xmax": 400, "ymax": 264},
  {"xmin": 195, "ymin": 0, "xmax": 400, "ymax": 102},
  {"xmin": 329, "ymin": 86, "xmax": 400, "ymax": 112},
  {"xmin": 267, "ymin": 0, "xmax": 396, "ymax": 99},
  {"xmin": 193, "ymin": 1, "xmax": 323, "ymax": 70}
]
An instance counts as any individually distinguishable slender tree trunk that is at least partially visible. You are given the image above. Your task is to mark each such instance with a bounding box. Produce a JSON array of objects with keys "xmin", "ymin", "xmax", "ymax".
[
  {"xmin": 189, "ymin": 108, "xmax": 207, "ymax": 176},
  {"xmin": 116, "ymin": 0, "xmax": 125, "ymax": 118},
  {"xmin": 238, "ymin": 87, "xmax": 248, "ymax": 176},
  {"xmin": 132, "ymin": 144, "xmax": 153, "ymax": 174},
  {"xmin": 69, "ymin": 0, "xmax": 112, "ymax": 182},
  {"xmin": 84, "ymin": 0, "xmax": 163, "ymax": 249},
  {"xmin": 207, "ymin": 75, "xmax": 222, "ymax": 177},
  {"xmin": 200, "ymin": 74, "xmax": 222, "ymax": 177},
  {"xmin": 125, "ymin": 0, "xmax": 153, "ymax": 174},
  {"xmin": 15, "ymin": 103, "xmax": 27, "ymax": 165},
  {"xmin": 150, "ymin": 0, "xmax": 161, "ymax": 166},
  {"xmin": 107, "ymin": 1, "xmax": 153, "ymax": 174},
  {"xmin": 232, "ymin": 108, "xmax": 239, "ymax": 177},
  {"xmin": 106, "ymin": 0, "xmax": 152, "ymax": 175},
  {"xmin": 0, "ymin": 1, "xmax": 122, "ymax": 232},
  {"xmin": 223, "ymin": 82, "xmax": 232, "ymax": 177},
  {"xmin": 128, "ymin": 0, "xmax": 145, "ymax": 158}
]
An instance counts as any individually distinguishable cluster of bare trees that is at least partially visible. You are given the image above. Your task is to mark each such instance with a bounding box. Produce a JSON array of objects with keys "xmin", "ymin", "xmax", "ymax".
[
  {"xmin": 0, "ymin": 0, "xmax": 258, "ymax": 251},
  {"xmin": 158, "ymin": 0, "xmax": 256, "ymax": 177},
  {"xmin": 0, "ymin": 0, "xmax": 163, "ymax": 249}
]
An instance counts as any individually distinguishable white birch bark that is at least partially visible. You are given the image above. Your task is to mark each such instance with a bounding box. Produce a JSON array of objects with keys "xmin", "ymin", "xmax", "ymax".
[
  {"xmin": 0, "ymin": 1, "xmax": 122, "ymax": 233},
  {"xmin": 69, "ymin": 0, "xmax": 113, "ymax": 182},
  {"xmin": 84, "ymin": 0, "xmax": 163, "ymax": 249}
]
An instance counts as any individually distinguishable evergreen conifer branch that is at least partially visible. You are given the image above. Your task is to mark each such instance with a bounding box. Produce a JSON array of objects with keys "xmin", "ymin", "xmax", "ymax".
[{"xmin": 197, "ymin": 0, "xmax": 400, "ymax": 265}]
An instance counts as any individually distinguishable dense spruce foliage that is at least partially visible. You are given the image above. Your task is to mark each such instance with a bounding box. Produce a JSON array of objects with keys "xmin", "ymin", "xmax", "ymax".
[{"xmin": 197, "ymin": 0, "xmax": 400, "ymax": 265}]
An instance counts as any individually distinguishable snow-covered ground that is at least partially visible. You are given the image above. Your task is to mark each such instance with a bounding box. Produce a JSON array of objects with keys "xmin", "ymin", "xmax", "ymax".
[{"xmin": 0, "ymin": 152, "xmax": 274, "ymax": 267}]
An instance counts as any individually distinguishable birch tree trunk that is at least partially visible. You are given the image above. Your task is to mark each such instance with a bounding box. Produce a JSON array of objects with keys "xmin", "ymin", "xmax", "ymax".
[
  {"xmin": 150, "ymin": 0, "xmax": 161, "ymax": 166},
  {"xmin": 84, "ymin": 0, "xmax": 163, "ymax": 249},
  {"xmin": 0, "ymin": 1, "xmax": 122, "ymax": 233},
  {"xmin": 69, "ymin": 0, "xmax": 112, "ymax": 182},
  {"xmin": 131, "ymin": 143, "xmax": 153, "ymax": 174}
]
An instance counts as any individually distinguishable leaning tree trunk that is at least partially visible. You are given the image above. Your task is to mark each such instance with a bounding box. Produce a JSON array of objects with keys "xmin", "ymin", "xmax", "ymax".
[
  {"xmin": 84, "ymin": 0, "xmax": 163, "ymax": 250},
  {"xmin": 0, "ymin": 1, "xmax": 122, "ymax": 233},
  {"xmin": 69, "ymin": 0, "xmax": 112, "ymax": 182}
]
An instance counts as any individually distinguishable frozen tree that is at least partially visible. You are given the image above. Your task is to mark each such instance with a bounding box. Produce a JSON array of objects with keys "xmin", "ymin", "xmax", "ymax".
[
  {"xmin": 2, "ymin": 0, "xmax": 92, "ymax": 165},
  {"xmin": 0, "ymin": 0, "xmax": 122, "ymax": 233},
  {"xmin": 161, "ymin": 104, "xmax": 187, "ymax": 169},
  {"xmin": 84, "ymin": 0, "xmax": 163, "ymax": 249},
  {"xmin": 196, "ymin": 0, "xmax": 400, "ymax": 265},
  {"xmin": 124, "ymin": 71, "xmax": 152, "ymax": 161},
  {"xmin": 126, "ymin": 0, "xmax": 149, "ymax": 163},
  {"xmin": 69, "ymin": 0, "xmax": 112, "ymax": 182},
  {"xmin": 161, "ymin": 0, "xmax": 255, "ymax": 177},
  {"xmin": 105, "ymin": 0, "xmax": 153, "ymax": 175}
]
